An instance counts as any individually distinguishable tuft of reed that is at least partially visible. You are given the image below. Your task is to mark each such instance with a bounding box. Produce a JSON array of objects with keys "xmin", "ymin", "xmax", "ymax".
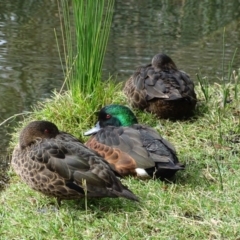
[
  {"xmin": 196, "ymin": 72, "xmax": 210, "ymax": 103},
  {"xmin": 58, "ymin": 0, "xmax": 115, "ymax": 99}
]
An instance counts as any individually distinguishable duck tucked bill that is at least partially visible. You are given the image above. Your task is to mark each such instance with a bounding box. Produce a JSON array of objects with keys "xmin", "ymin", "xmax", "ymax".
[
  {"xmin": 11, "ymin": 120, "xmax": 138, "ymax": 205},
  {"xmin": 123, "ymin": 53, "xmax": 197, "ymax": 119},
  {"xmin": 84, "ymin": 104, "xmax": 185, "ymax": 181}
]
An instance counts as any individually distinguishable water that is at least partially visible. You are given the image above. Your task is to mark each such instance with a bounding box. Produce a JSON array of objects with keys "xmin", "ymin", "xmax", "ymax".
[
  {"xmin": 0, "ymin": 0, "xmax": 240, "ymax": 161},
  {"xmin": 0, "ymin": 0, "xmax": 63, "ymax": 156},
  {"xmin": 106, "ymin": 0, "xmax": 240, "ymax": 80}
]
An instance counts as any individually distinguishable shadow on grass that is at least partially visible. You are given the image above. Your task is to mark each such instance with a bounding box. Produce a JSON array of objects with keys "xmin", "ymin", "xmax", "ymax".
[{"xmin": 63, "ymin": 197, "xmax": 140, "ymax": 213}]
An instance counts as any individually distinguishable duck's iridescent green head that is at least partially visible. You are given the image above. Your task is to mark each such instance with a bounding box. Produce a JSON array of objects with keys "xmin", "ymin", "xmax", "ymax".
[
  {"xmin": 84, "ymin": 105, "xmax": 138, "ymax": 136},
  {"xmin": 98, "ymin": 104, "xmax": 138, "ymax": 127}
]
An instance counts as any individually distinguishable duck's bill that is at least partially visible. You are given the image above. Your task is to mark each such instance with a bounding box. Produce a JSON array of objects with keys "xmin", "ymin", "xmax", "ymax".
[{"xmin": 84, "ymin": 121, "xmax": 101, "ymax": 136}]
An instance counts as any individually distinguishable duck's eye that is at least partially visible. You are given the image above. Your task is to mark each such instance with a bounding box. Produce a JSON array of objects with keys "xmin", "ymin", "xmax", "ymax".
[
  {"xmin": 44, "ymin": 129, "xmax": 50, "ymax": 134},
  {"xmin": 106, "ymin": 114, "xmax": 111, "ymax": 119}
]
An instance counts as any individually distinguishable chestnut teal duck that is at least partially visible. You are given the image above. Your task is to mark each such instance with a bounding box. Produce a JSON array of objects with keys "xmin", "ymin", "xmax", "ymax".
[
  {"xmin": 11, "ymin": 120, "xmax": 138, "ymax": 205},
  {"xmin": 123, "ymin": 53, "xmax": 197, "ymax": 119},
  {"xmin": 84, "ymin": 105, "xmax": 185, "ymax": 181}
]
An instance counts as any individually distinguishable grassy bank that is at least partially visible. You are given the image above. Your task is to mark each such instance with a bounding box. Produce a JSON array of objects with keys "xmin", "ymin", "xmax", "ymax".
[{"xmin": 1, "ymin": 80, "xmax": 240, "ymax": 239}]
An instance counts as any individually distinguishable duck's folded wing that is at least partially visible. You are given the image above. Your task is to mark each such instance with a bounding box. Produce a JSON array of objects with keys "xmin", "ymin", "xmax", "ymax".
[
  {"xmin": 31, "ymin": 139, "xmax": 138, "ymax": 200},
  {"xmin": 132, "ymin": 124, "xmax": 179, "ymax": 165}
]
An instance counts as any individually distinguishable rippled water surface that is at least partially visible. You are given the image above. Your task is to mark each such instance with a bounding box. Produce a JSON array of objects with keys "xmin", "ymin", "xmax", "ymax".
[{"xmin": 0, "ymin": 0, "xmax": 240, "ymax": 159}]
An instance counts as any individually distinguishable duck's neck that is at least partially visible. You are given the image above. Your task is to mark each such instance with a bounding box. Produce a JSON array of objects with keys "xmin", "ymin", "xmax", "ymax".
[{"xmin": 118, "ymin": 114, "xmax": 138, "ymax": 126}]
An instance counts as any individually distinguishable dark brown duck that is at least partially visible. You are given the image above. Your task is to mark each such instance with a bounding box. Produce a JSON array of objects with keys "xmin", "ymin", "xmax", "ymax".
[
  {"xmin": 11, "ymin": 120, "xmax": 138, "ymax": 205},
  {"xmin": 123, "ymin": 53, "xmax": 197, "ymax": 119},
  {"xmin": 84, "ymin": 105, "xmax": 185, "ymax": 181}
]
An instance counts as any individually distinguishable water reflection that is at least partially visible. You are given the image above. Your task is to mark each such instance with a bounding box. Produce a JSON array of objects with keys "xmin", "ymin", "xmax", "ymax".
[
  {"xmin": 0, "ymin": 0, "xmax": 240, "ymax": 160},
  {"xmin": 0, "ymin": 0, "xmax": 64, "ymax": 156},
  {"xmin": 106, "ymin": 0, "xmax": 240, "ymax": 81}
]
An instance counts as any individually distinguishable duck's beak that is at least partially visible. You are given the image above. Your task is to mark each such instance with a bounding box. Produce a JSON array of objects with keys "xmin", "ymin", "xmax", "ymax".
[{"xmin": 84, "ymin": 121, "xmax": 101, "ymax": 136}]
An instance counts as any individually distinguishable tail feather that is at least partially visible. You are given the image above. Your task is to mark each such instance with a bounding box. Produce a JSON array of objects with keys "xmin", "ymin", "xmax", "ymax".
[{"xmin": 111, "ymin": 186, "xmax": 139, "ymax": 202}]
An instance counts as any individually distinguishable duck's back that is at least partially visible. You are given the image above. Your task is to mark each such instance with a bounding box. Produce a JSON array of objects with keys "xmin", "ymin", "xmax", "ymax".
[{"xmin": 124, "ymin": 64, "xmax": 197, "ymax": 119}]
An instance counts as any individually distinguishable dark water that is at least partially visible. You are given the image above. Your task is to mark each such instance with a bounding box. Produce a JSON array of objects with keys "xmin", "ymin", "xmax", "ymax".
[{"xmin": 0, "ymin": 0, "xmax": 240, "ymax": 160}]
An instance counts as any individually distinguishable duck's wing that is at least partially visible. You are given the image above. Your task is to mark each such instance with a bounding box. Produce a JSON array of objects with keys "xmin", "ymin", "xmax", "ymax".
[
  {"xmin": 29, "ymin": 135, "xmax": 138, "ymax": 201},
  {"xmin": 85, "ymin": 126, "xmax": 156, "ymax": 176},
  {"xmin": 132, "ymin": 124, "xmax": 184, "ymax": 170},
  {"xmin": 144, "ymin": 66, "xmax": 190, "ymax": 101},
  {"xmin": 126, "ymin": 64, "xmax": 196, "ymax": 102},
  {"xmin": 178, "ymin": 70, "xmax": 196, "ymax": 99}
]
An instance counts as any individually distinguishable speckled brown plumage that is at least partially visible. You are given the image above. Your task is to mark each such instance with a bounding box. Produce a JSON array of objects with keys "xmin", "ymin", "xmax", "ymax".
[
  {"xmin": 123, "ymin": 53, "xmax": 197, "ymax": 119},
  {"xmin": 84, "ymin": 105, "xmax": 185, "ymax": 181},
  {"xmin": 11, "ymin": 121, "xmax": 138, "ymax": 204}
]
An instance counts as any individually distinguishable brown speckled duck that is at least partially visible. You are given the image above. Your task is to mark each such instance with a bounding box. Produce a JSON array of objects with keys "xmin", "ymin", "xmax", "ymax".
[
  {"xmin": 123, "ymin": 53, "xmax": 197, "ymax": 119},
  {"xmin": 11, "ymin": 120, "xmax": 138, "ymax": 205},
  {"xmin": 84, "ymin": 105, "xmax": 185, "ymax": 181}
]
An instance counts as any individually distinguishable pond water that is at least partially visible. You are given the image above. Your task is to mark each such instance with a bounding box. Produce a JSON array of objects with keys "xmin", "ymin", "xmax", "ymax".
[{"xmin": 0, "ymin": 0, "xmax": 240, "ymax": 162}]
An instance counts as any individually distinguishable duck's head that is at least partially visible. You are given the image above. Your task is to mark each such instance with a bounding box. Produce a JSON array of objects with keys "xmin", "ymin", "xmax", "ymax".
[
  {"xmin": 151, "ymin": 53, "xmax": 177, "ymax": 71},
  {"xmin": 19, "ymin": 120, "xmax": 60, "ymax": 149},
  {"xmin": 84, "ymin": 105, "xmax": 138, "ymax": 135}
]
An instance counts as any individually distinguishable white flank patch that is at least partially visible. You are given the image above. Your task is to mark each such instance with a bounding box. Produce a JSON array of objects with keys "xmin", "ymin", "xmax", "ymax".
[{"xmin": 135, "ymin": 168, "xmax": 150, "ymax": 179}]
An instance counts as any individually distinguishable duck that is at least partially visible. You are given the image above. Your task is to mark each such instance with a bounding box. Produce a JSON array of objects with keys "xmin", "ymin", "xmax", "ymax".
[
  {"xmin": 11, "ymin": 120, "xmax": 138, "ymax": 205},
  {"xmin": 84, "ymin": 104, "xmax": 185, "ymax": 181},
  {"xmin": 123, "ymin": 53, "xmax": 197, "ymax": 119}
]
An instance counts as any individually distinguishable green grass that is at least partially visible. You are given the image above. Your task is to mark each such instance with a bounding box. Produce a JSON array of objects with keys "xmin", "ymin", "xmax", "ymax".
[{"xmin": 1, "ymin": 80, "xmax": 240, "ymax": 239}]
